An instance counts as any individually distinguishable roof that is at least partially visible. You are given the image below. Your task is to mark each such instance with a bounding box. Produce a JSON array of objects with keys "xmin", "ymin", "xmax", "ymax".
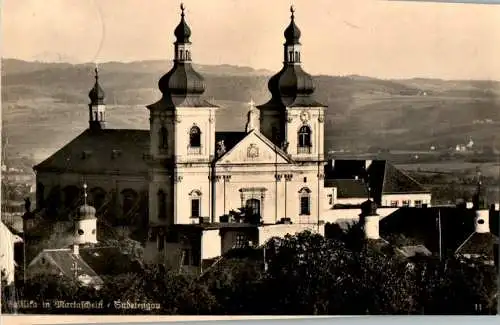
[
  {"xmin": 455, "ymin": 232, "xmax": 499, "ymax": 260},
  {"xmin": 78, "ymin": 246, "xmax": 140, "ymax": 275},
  {"xmin": 39, "ymin": 249, "xmax": 99, "ymax": 280},
  {"xmin": 326, "ymin": 179, "xmax": 368, "ymax": 198},
  {"xmin": 397, "ymin": 245, "xmax": 432, "ymax": 258},
  {"xmin": 379, "ymin": 207, "xmax": 487, "ymax": 256},
  {"xmin": 34, "ymin": 129, "xmax": 150, "ymax": 175},
  {"xmin": 324, "ymin": 159, "xmax": 429, "ymax": 204},
  {"xmin": 34, "ymin": 128, "xmax": 252, "ymax": 174}
]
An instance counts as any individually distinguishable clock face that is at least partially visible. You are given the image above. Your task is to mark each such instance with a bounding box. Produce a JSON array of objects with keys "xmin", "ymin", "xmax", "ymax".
[{"xmin": 300, "ymin": 110, "xmax": 310, "ymax": 122}]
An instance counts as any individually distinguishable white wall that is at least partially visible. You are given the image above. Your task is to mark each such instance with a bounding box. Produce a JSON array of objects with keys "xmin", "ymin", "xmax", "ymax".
[
  {"xmin": 381, "ymin": 193, "xmax": 432, "ymax": 207},
  {"xmin": 0, "ymin": 222, "xmax": 18, "ymax": 285},
  {"xmin": 201, "ymin": 229, "xmax": 221, "ymax": 260},
  {"xmin": 258, "ymin": 223, "xmax": 324, "ymax": 246}
]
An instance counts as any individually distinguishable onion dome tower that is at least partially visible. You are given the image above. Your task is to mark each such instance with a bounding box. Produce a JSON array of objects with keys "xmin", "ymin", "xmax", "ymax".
[
  {"xmin": 154, "ymin": 3, "xmax": 215, "ymax": 108},
  {"xmin": 257, "ymin": 6, "xmax": 327, "ymax": 160},
  {"xmin": 74, "ymin": 183, "xmax": 98, "ymax": 245},
  {"xmin": 88, "ymin": 66, "xmax": 107, "ymax": 130}
]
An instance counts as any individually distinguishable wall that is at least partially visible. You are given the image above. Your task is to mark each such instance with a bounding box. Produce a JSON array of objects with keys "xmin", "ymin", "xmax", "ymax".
[
  {"xmin": 258, "ymin": 223, "xmax": 324, "ymax": 246},
  {"xmin": 320, "ymin": 207, "xmax": 400, "ymax": 225},
  {"xmin": 381, "ymin": 193, "xmax": 432, "ymax": 207},
  {"xmin": 0, "ymin": 222, "xmax": 17, "ymax": 284},
  {"xmin": 201, "ymin": 229, "xmax": 221, "ymax": 260}
]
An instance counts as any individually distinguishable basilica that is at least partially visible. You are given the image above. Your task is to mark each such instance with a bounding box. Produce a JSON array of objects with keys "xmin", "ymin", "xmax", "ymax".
[{"xmin": 32, "ymin": 5, "xmax": 433, "ymax": 270}]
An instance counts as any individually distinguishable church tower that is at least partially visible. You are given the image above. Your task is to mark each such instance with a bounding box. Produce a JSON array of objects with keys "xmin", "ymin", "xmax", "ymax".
[
  {"xmin": 257, "ymin": 6, "xmax": 327, "ymax": 162},
  {"xmin": 147, "ymin": 3, "xmax": 218, "ymax": 227},
  {"xmin": 88, "ymin": 67, "xmax": 106, "ymax": 130}
]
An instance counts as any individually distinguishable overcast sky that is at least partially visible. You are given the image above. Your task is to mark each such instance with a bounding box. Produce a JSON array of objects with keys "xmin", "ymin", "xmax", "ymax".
[{"xmin": 2, "ymin": 0, "xmax": 500, "ymax": 79}]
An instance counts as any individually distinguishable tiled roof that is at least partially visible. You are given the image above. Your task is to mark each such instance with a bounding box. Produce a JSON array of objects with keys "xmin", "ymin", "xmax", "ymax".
[
  {"xmin": 34, "ymin": 129, "xmax": 150, "ymax": 175},
  {"xmin": 325, "ymin": 179, "xmax": 368, "ymax": 198},
  {"xmin": 42, "ymin": 249, "xmax": 98, "ymax": 279},
  {"xmin": 397, "ymin": 245, "xmax": 432, "ymax": 258},
  {"xmin": 455, "ymin": 232, "xmax": 499, "ymax": 260},
  {"xmin": 324, "ymin": 159, "xmax": 429, "ymax": 204}
]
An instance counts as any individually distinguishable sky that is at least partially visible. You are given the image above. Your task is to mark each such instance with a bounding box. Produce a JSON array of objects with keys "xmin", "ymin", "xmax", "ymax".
[{"xmin": 2, "ymin": 0, "xmax": 500, "ymax": 79}]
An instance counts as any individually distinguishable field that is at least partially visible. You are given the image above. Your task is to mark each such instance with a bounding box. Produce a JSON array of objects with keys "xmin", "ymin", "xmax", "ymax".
[{"xmin": 2, "ymin": 59, "xmax": 500, "ymax": 180}]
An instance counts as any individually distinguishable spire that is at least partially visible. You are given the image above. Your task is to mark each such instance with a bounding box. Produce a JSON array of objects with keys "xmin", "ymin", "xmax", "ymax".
[
  {"xmin": 76, "ymin": 182, "xmax": 96, "ymax": 220},
  {"xmin": 284, "ymin": 5, "xmax": 301, "ymax": 45},
  {"xmin": 155, "ymin": 3, "xmax": 213, "ymax": 108},
  {"xmin": 174, "ymin": 3, "xmax": 192, "ymax": 44},
  {"xmin": 88, "ymin": 65, "xmax": 105, "ymax": 105}
]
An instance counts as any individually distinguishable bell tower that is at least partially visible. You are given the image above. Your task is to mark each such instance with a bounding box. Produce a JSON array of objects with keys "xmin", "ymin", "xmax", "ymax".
[
  {"xmin": 257, "ymin": 6, "xmax": 327, "ymax": 162},
  {"xmin": 146, "ymin": 3, "xmax": 218, "ymax": 228},
  {"xmin": 88, "ymin": 66, "xmax": 106, "ymax": 131}
]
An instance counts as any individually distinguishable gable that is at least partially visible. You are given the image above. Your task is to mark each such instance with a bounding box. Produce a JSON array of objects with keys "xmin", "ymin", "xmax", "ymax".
[{"xmin": 216, "ymin": 131, "xmax": 291, "ymax": 165}]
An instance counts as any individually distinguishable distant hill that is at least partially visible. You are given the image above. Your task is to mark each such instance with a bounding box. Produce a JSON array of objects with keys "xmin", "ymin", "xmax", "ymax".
[{"xmin": 2, "ymin": 59, "xmax": 500, "ymax": 163}]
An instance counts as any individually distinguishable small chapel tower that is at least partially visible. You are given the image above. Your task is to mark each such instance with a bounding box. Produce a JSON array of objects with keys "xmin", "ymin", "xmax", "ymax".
[
  {"xmin": 472, "ymin": 170, "xmax": 490, "ymax": 233},
  {"xmin": 257, "ymin": 6, "xmax": 327, "ymax": 161},
  {"xmin": 88, "ymin": 66, "xmax": 107, "ymax": 130},
  {"xmin": 73, "ymin": 183, "xmax": 98, "ymax": 250},
  {"xmin": 146, "ymin": 3, "xmax": 218, "ymax": 227}
]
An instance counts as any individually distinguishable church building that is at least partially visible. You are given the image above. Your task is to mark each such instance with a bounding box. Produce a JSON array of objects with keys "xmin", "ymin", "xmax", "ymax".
[{"xmin": 32, "ymin": 4, "xmax": 431, "ymax": 272}]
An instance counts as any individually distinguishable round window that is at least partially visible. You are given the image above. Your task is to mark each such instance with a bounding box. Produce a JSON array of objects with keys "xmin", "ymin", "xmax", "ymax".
[
  {"xmin": 78, "ymin": 229, "xmax": 84, "ymax": 235},
  {"xmin": 92, "ymin": 229, "xmax": 96, "ymax": 234},
  {"xmin": 477, "ymin": 219, "xmax": 485, "ymax": 225}
]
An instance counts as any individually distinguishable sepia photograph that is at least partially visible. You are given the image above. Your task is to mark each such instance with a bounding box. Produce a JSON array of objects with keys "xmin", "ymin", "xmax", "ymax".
[{"xmin": 1, "ymin": 0, "xmax": 499, "ymax": 316}]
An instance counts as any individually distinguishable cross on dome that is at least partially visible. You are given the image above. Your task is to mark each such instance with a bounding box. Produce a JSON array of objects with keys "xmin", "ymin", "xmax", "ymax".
[
  {"xmin": 180, "ymin": 3, "xmax": 185, "ymax": 16},
  {"xmin": 83, "ymin": 182, "xmax": 88, "ymax": 205},
  {"xmin": 290, "ymin": 5, "xmax": 295, "ymax": 19}
]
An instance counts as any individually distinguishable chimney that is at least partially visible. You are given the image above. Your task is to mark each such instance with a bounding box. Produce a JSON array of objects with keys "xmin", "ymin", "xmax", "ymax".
[
  {"xmin": 72, "ymin": 243, "xmax": 79, "ymax": 255},
  {"xmin": 474, "ymin": 209, "xmax": 490, "ymax": 234},
  {"xmin": 361, "ymin": 200, "xmax": 380, "ymax": 240}
]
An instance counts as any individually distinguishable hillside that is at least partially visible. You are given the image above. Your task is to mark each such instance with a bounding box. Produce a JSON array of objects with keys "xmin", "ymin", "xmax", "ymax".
[{"xmin": 2, "ymin": 59, "xmax": 500, "ymax": 163}]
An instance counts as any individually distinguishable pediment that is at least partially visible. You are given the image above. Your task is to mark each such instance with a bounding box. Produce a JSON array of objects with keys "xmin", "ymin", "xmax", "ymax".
[{"xmin": 216, "ymin": 131, "xmax": 291, "ymax": 165}]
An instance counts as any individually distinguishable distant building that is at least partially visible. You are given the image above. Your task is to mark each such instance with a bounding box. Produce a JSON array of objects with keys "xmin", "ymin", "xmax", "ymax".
[{"xmin": 0, "ymin": 221, "xmax": 23, "ymax": 285}]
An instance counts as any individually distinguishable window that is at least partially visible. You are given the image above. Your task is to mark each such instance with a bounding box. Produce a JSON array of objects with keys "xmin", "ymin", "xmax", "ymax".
[
  {"xmin": 121, "ymin": 189, "xmax": 138, "ymax": 217},
  {"xmin": 99, "ymin": 112, "xmax": 104, "ymax": 120},
  {"xmin": 94, "ymin": 112, "xmax": 98, "ymax": 120},
  {"xmin": 179, "ymin": 49, "xmax": 184, "ymax": 60},
  {"xmin": 92, "ymin": 229, "xmax": 96, "ymax": 235},
  {"xmin": 295, "ymin": 51, "xmax": 299, "ymax": 62},
  {"xmin": 390, "ymin": 200, "xmax": 399, "ymax": 207},
  {"xmin": 298, "ymin": 125, "xmax": 312, "ymax": 153},
  {"xmin": 157, "ymin": 190, "xmax": 167, "ymax": 220},
  {"xmin": 234, "ymin": 234, "xmax": 248, "ymax": 249},
  {"xmin": 299, "ymin": 187, "xmax": 311, "ymax": 215},
  {"xmin": 189, "ymin": 126, "xmax": 201, "ymax": 147},
  {"xmin": 402, "ymin": 200, "xmax": 410, "ymax": 207},
  {"xmin": 185, "ymin": 50, "xmax": 190, "ymax": 61},
  {"xmin": 245, "ymin": 199, "xmax": 261, "ymax": 219},
  {"xmin": 159, "ymin": 126, "xmax": 168, "ymax": 150},
  {"xmin": 78, "ymin": 229, "xmax": 84, "ymax": 235},
  {"xmin": 415, "ymin": 200, "xmax": 423, "ymax": 208},
  {"xmin": 289, "ymin": 51, "xmax": 294, "ymax": 61},
  {"xmin": 191, "ymin": 198, "xmax": 200, "ymax": 217},
  {"xmin": 189, "ymin": 190, "xmax": 202, "ymax": 218}
]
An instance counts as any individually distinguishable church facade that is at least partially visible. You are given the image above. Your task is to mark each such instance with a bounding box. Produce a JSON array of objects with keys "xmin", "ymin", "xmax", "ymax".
[{"xmin": 33, "ymin": 5, "xmax": 431, "ymax": 270}]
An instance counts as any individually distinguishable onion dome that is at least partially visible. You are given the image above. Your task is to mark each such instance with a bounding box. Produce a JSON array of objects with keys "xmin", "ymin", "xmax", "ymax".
[
  {"xmin": 361, "ymin": 199, "xmax": 378, "ymax": 216},
  {"xmin": 284, "ymin": 6, "xmax": 301, "ymax": 45},
  {"xmin": 76, "ymin": 204, "xmax": 96, "ymax": 220},
  {"xmin": 158, "ymin": 63, "xmax": 206, "ymax": 96},
  {"xmin": 88, "ymin": 67, "xmax": 105, "ymax": 105},
  {"xmin": 174, "ymin": 3, "xmax": 191, "ymax": 43},
  {"xmin": 268, "ymin": 65, "xmax": 315, "ymax": 105}
]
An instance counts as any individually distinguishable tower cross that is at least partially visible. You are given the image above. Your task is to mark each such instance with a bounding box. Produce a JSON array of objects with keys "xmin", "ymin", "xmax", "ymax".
[
  {"xmin": 83, "ymin": 182, "xmax": 88, "ymax": 206},
  {"xmin": 71, "ymin": 260, "xmax": 82, "ymax": 278},
  {"xmin": 248, "ymin": 99, "xmax": 255, "ymax": 110}
]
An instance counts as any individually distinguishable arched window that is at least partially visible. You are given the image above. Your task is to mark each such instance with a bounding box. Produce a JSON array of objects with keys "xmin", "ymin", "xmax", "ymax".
[
  {"xmin": 189, "ymin": 190, "xmax": 202, "ymax": 218},
  {"xmin": 157, "ymin": 190, "xmax": 166, "ymax": 220},
  {"xmin": 298, "ymin": 187, "xmax": 311, "ymax": 216},
  {"xmin": 298, "ymin": 125, "xmax": 312, "ymax": 153},
  {"xmin": 295, "ymin": 51, "xmax": 299, "ymax": 62},
  {"xmin": 179, "ymin": 49, "xmax": 184, "ymax": 61},
  {"xmin": 189, "ymin": 126, "xmax": 201, "ymax": 148},
  {"xmin": 186, "ymin": 50, "xmax": 190, "ymax": 61},
  {"xmin": 245, "ymin": 199, "xmax": 261, "ymax": 219},
  {"xmin": 94, "ymin": 111, "xmax": 98, "ymax": 120},
  {"xmin": 99, "ymin": 112, "xmax": 104, "ymax": 121},
  {"xmin": 159, "ymin": 126, "xmax": 168, "ymax": 150}
]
